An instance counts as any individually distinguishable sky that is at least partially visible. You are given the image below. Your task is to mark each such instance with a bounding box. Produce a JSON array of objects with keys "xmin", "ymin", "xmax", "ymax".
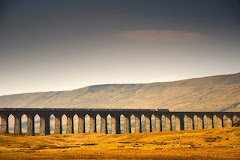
[{"xmin": 0, "ymin": 0, "xmax": 240, "ymax": 96}]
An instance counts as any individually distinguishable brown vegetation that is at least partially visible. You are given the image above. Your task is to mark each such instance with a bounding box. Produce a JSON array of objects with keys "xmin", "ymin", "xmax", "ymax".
[
  {"xmin": 0, "ymin": 127, "xmax": 239, "ymax": 159},
  {"xmin": 1, "ymin": 73, "xmax": 240, "ymax": 111}
]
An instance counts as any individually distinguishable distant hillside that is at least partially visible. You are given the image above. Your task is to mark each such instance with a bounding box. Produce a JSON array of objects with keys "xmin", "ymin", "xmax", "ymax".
[{"xmin": 1, "ymin": 73, "xmax": 240, "ymax": 111}]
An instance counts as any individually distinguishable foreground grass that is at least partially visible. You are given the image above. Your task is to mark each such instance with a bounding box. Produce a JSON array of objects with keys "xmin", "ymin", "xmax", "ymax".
[{"xmin": 0, "ymin": 128, "xmax": 240, "ymax": 159}]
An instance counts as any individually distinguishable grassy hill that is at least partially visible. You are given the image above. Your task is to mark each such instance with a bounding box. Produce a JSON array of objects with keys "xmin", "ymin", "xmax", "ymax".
[
  {"xmin": 1, "ymin": 72, "xmax": 240, "ymax": 111},
  {"xmin": 0, "ymin": 128, "xmax": 239, "ymax": 159}
]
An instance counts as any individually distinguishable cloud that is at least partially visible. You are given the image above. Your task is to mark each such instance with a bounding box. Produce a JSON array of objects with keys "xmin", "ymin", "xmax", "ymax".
[{"xmin": 118, "ymin": 30, "xmax": 210, "ymax": 42}]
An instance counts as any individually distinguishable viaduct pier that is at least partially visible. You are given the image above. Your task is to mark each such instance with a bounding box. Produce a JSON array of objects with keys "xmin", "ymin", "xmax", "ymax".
[{"xmin": 0, "ymin": 108, "xmax": 239, "ymax": 136}]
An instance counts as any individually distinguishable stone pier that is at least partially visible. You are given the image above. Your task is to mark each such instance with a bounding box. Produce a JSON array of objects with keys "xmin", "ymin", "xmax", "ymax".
[
  {"xmin": 0, "ymin": 114, "xmax": 8, "ymax": 134},
  {"xmin": 216, "ymin": 115, "xmax": 223, "ymax": 128},
  {"xmin": 187, "ymin": 115, "xmax": 194, "ymax": 130},
  {"xmin": 165, "ymin": 115, "xmax": 171, "ymax": 131},
  {"xmin": 225, "ymin": 115, "xmax": 233, "ymax": 127},
  {"xmin": 135, "ymin": 114, "xmax": 141, "ymax": 133},
  {"xmin": 14, "ymin": 114, "xmax": 22, "ymax": 135},
  {"xmin": 155, "ymin": 114, "xmax": 161, "ymax": 132},
  {"xmin": 197, "ymin": 115, "xmax": 204, "ymax": 129},
  {"xmin": 145, "ymin": 114, "xmax": 151, "ymax": 133},
  {"xmin": 66, "ymin": 114, "xmax": 74, "ymax": 133},
  {"xmin": 78, "ymin": 114, "xmax": 85, "ymax": 133},
  {"xmin": 100, "ymin": 115, "xmax": 107, "ymax": 134},
  {"xmin": 55, "ymin": 114, "xmax": 62, "ymax": 134},
  {"xmin": 27, "ymin": 114, "xmax": 34, "ymax": 136},
  {"xmin": 207, "ymin": 115, "xmax": 213, "ymax": 129},
  {"xmin": 89, "ymin": 114, "xmax": 96, "ymax": 133},
  {"xmin": 40, "ymin": 115, "xmax": 50, "ymax": 135},
  {"xmin": 124, "ymin": 115, "xmax": 131, "ymax": 133}
]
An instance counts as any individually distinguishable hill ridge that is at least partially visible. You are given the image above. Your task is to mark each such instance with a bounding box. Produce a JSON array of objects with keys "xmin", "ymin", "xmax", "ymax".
[{"xmin": 0, "ymin": 72, "xmax": 240, "ymax": 111}]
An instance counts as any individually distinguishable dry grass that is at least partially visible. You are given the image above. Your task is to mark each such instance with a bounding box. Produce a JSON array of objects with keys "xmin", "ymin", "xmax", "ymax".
[{"xmin": 0, "ymin": 127, "xmax": 240, "ymax": 159}]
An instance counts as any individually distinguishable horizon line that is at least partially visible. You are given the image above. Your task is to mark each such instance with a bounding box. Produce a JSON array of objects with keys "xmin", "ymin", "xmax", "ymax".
[{"xmin": 0, "ymin": 71, "xmax": 239, "ymax": 97}]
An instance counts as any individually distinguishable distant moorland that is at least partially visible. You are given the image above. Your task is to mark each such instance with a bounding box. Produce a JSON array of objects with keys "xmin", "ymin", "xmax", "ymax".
[{"xmin": 0, "ymin": 72, "xmax": 240, "ymax": 111}]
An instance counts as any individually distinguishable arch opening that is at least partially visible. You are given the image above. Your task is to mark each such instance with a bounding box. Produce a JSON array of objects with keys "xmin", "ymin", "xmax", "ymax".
[
  {"xmin": 183, "ymin": 115, "xmax": 188, "ymax": 130},
  {"xmin": 203, "ymin": 115, "xmax": 208, "ymax": 129},
  {"xmin": 130, "ymin": 115, "xmax": 135, "ymax": 133},
  {"xmin": 233, "ymin": 115, "xmax": 240, "ymax": 127},
  {"xmin": 171, "ymin": 115, "xmax": 176, "ymax": 131},
  {"xmin": 161, "ymin": 115, "xmax": 166, "ymax": 131},
  {"xmin": 223, "ymin": 115, "xmax": 227, "ymax": 128},
  {"xmin": 151, "ymin": 115, "xmax": 155, "ymax": 132},
  {"xmin": 120, "ymin": 114, "xmax": 125, "ymax": 134},
  {"xmin": 141, "ymin": 114, "xmax": 146, "ymax": 133},
  {"xmin": 34, "ymin": 114, "xmax": 40, "ymax": 135},
  {"xmin": 193, "ymin": 115, "xmax": 198, "ymax": 130},
  {"xmin": 84, "ymin": 114, "xmax": 90, "ymax": 133},
  {"xmin": 96, "ymin": 114, "xmax": 101, "ymax": 133},
  {"xmin": 213, "ymin": 115, "xmax": 217, "ymax": 128},
  {"xmin": 8, "ymin": 114, "xmax": 14, "ymax": 134},
  {"xmin": 21, "ymin": 114, "xmax": 27, "ymax": 134},
  {"xmin": 73, "ymin": 114, "xmax": 78, "ymax": 134},
  {"xmin": 50, "ymin": 114, "xmax": 55, "ymax": 134},
  {"xmin": 223, "ymin": 115, "xmax": 233, "ymax": 128},
  {"xmin": 61, "ymin": 114, "xmax": 67, "ymax": 134},
  {"xmin": 107, "ymin": 114, "xmax": 112, "ymax": 134}
]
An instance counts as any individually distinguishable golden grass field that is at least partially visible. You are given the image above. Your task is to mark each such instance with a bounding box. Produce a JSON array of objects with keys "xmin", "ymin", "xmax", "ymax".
[{"xmin": 0, "ymin": 127, "xmax": 240, "ymax": 160}]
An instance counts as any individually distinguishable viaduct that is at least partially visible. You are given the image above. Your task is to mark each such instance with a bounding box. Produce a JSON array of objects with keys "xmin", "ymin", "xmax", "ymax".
[{"xmin": 0, "ymin": 108, "xmax": 239, "ymax": 136}]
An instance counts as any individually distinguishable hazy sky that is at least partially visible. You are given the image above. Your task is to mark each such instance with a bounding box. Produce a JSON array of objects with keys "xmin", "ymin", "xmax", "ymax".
[{"xmin": 0, "ymin": 0, "xmax": 240, "ymax": 96}]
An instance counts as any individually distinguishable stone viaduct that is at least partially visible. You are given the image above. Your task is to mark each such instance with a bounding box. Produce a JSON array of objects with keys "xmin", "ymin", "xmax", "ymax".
[{"xmin": 0, "ymin": 108, "xmax": 239, "ymax": 136}]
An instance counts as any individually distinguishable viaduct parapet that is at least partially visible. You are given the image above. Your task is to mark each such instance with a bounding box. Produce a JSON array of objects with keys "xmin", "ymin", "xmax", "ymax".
[{"xmin": 0, "ymin": 108, "xmax": 239, "ymax": 136}]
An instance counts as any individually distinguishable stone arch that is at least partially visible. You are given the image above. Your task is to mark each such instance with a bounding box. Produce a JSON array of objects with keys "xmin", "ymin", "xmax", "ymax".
[
  {"xmin": 162, "ymin": 115, "xmax": 170, "ymax": 131},
  {"xmin": 213, "ymin": 114, "xmax": 223, "ymax": 128},
  {"xmin": 185, "ymin": 114, "xmax": 194, "ymax": 130},
  {"xmin": 99, "ymin": 114, "xmax": 107, "ymax": 134},
  {"xmin": 183, "ymin": 115, "xmax": 188, "ymax": 130},
  {"xmin": 193, "ymin": 115, "xmax": 198, "ymax": 130},
  {"xmin": 205, "ymin": 114, "xmax": 213, "ymax": 129},
  {"xmin": 203, "ymin": 115, "xmax": 208, "ymax": 129},
  {"xmin": 120, "ymin": 114, "xmax": 125, "ymax": 133},
  {"xmin": 61, "ymin": 114, "xmax": 67, "ymax": 134},
  {"xmin": 233, "ymin": 115, "xmax": 240, "ymax": 127},
  {"xmin": 73, "ymin": 114, "xmax": 78, "ymax": 134},
  {"xmin": 0, "ymin": 114, "xmax": 9, "ymax": 134},
  {"xmin": 196, "ymin": 114, "xmax": 204, "ymax": 129},
  {"xmin": 96, "ymin": 114, "xmax": 101, "ymax": 133},
  {"xmin": 223, "ymin": 115, "xmax": 227, "ymax": 128},
  {"xmin": 141, "ymin": 114, "xmax": 146, "ymax": 133},
  {"xmin": 21, "ymin": 114, "xmax": 27, "ymax": 134},
  {"xmin": 151, "ymin": 114, "xmax": 155, "ymax": 132},
  {"xmin": 77, "ymin": 113, "xmax": 85, "ymax": 133},
  {"xmin": 223, "ymin": 114, "xmax": 232, "ymax": 128},
  {"xmin": 130, "ymin": 114, "xmax": 136, "ymax": 133},
  {"xmin": 134, "ymin": 114, "xmax": 141, "ymax": 133},
  {"xmin": 8, "ymin": 114, "xmax": 14, "ymax": 134},
  {"xmin": 106, "ymin": 114, "xmax": 112, "ymax": 134},
  {"xmin": 174, "ymin": 114, "xmax": 183, "ymax": 131},
  {"xmin": 161, "ymin": 115, "xmax": 166, "ymax": 131},
  {"xmin": 49, "ymin": 114, "xmax": 55, "ymax": 134},
  {"xmin": 34, "ymin": 114, "xmax": 40, "ymax": 135},
  {"xmin": 123, "ymin": 113, "xmax": 132, "ymax": 133},
  {"xmin": 171, "ymin": 115, "xmax": 176, "ymax": 131},
  {"xmin": 161, "ymin": 114, "xmax": 171, "ymax": 131},
  {"xmin": 84, "ymin": 114, "xmax": 90, "ymax": 133},
  {"xmin": 212, "ymin": 115, "xmax": 217, "ymax": 128}
]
